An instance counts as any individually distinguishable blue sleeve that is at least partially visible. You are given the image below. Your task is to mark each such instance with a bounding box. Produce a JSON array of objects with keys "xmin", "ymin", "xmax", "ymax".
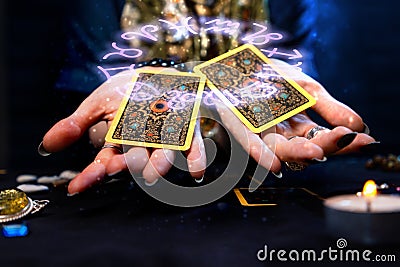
[
  {"xmin": 56, "ymin": 0, "xmax": 319, "ymax": 94},
  {"xmin": 55, "ymin": 0, "xmax": 126, "ymax": 93},
  {"xmin": 267, "ymin": 0, "xmax": 318, "ymax": 78}
]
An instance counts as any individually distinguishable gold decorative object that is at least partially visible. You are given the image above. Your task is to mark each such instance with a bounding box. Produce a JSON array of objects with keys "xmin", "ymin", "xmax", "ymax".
[{"xmin": 0, "ymin": 189, "xmax": 49, "ymax": 223}]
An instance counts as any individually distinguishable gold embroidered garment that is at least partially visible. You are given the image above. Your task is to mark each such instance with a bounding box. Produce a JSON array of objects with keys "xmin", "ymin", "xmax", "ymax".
[{"xmin": 121, "ymin": 0, "xmax": 269, "ymax": 62}]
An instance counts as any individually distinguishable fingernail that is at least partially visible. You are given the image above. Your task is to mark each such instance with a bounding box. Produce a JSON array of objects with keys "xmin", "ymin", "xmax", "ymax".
[
  {"xmin": 362, "ymin": 123, "xmax": 370, "ymax": 135},
  {"xmin": 360, "ymin": 141, "xmax": 381, "ymax": 153},
  {"xmin": 195, "ymin": 176, "xmax": 204, "ymax": 183},
  {"xmin": 67, "ymin": 192, "xmax": 79, "ymax": 197},
  {"xmin": 272, "ymin": 171, "xmax": 282, "ymax": 179},
  {"xmin": 38, "ymin": 141, "xmax": 51, "ymax": 156},
  {"xmin": 313, "ymin": 156, "xmax": 327, "ymax": 162},
  {"xmin": 145, "ymin": 178, "xmax": 159, "ymax": 187},
  {"xmin": 337, "ymin": 132, "xmax": 357, "ymax": 149}
]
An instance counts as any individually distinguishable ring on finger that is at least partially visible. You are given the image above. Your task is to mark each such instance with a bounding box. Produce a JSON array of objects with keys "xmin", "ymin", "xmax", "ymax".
[
  {"xmin": 101, "ymin": 144, "xmax": 123, "ymax": 154},
  {"xmin": 284, "ymin": 161, "xmax": 307, "ymax": 171},
  {"xmin": 305, "ymin": 126, "xmax": 328, "ymax": 140},
  {"xmin": 285, "ymin": 136, "xmax": 307, "ymax": 171}
]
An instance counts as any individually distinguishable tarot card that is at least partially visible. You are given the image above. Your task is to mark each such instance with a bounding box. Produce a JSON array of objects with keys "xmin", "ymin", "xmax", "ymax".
[
  {"xmin": 194, "ymin": 44, "xmax": 316, "ymax": 133},
  {"xmin": 105, "ymin": 70, "xmax": 206, "ymax": 150}
]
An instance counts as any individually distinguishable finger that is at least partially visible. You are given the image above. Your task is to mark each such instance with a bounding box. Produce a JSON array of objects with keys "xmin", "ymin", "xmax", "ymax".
[
  {"xmin": 269, "ymin": 59, "xmax": 365, "ymax": 132},
  {"xmin": 275, "ymin": 113, "xmax": 361, "ymax": 155},
  {"xmin": 88, "ymin": 121, "xmax": 108, "ymax": 148},
  {"xmin": 42, "ymin": 117, "xmax": 86, "ymax": 153},
  {"xmin": 275, "ymin": 112, "xmax": 319, "ymax": 138},
  {"xmin": 68, "ymin": 145, "xmax": 121, "ymax": 194},
  {"xmin": 308, "ymin": 126, "xmax": 358, "ymax": 155},
  {"xmin": 42, "ymin": 103, "xmax": 108, "ymax": 153},
  {"xmin": 142, "ymin": 149, "xmax": 176, "ymax": 184},
  {"xmin": 42, "ymin": 74, "xmax": 130, "ymax": 153},
  {"xmin": 105, "ymin": 146, "xmax": 151, "ymax": 176},
  {"xmin": 215, "ymin": 102, "xmax": 281, "ymax": 173},
  {"xmin": 261, "ymin": 133, "xmax": 325, "ymax": 163},
  {"xmin": 306, "ymin": 84, "xmax": 364, "ymax": 132},
  {"xmin": 334, "ymin": 133, "xmax": 376, "ymax": 155},
  {"xmin": 185, "ymin": 122, "xmax": 206, "ymax": 180}
]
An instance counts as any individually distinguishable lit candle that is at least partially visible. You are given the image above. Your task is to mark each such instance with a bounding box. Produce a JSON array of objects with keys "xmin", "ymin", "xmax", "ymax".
[
  {"xmin": 324, "ymin": 180, "xmax": 400, "ymax": 245},
  {"xmin": 362, "ymin": 180, "xmax": 377, "ymax": 212}
]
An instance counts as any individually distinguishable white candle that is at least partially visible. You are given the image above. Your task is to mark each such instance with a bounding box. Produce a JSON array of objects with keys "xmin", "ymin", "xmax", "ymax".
[
  {"xmin": 324, "ymin": 180, "xmax": 400, "ymax": 245},
  {"xmin": 324, "ymin": 194, "xmax": 400, "ymax": 213}
]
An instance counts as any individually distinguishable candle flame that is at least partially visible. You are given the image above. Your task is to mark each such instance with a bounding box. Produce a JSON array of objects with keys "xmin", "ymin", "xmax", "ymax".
[{"xmin": 362, "ymin": 180, "xmax": 377, "ymax": 197}]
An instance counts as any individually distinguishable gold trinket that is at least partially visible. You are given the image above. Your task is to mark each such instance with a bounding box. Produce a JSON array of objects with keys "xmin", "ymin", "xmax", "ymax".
[{"xmin": 0, "ymin": 189, "xmax": 49, "ymax": 223}]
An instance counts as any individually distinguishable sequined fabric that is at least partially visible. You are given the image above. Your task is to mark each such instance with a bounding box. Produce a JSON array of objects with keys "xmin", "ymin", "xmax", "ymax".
[{"xmin": 120, "ymin": 0, "xmax": 269, "ymax": 62}]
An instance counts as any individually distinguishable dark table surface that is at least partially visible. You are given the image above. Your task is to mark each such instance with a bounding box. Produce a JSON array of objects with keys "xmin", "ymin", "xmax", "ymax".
[{"xmin": 1, "ymin": 152, "xmax": 399, "ymax": 267}]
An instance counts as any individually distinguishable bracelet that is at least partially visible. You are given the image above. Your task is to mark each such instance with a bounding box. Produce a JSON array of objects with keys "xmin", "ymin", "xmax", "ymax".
[{"xmin": 134, "ymin": 58, "xmax": 187, "ymax": 71}]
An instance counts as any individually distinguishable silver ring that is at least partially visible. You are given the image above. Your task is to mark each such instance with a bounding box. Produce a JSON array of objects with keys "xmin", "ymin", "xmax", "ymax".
[
  {"xmin": 284, "ymin": 161, "xmax": 307, "ymax": 171},
  {"xmin": 285, "ymin": 136, "xmax": 307, "ymax": 171},
  {"xmin": 101, "ymin": 144, "xmax": 123, "ymax": 154},
  {"xmin": 306, "ymin": 126, "xmax": 328, "ymax": 140}
]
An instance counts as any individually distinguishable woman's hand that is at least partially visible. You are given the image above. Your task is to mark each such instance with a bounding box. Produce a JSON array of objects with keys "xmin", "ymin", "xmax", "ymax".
[
  {"xmin": 40, "ymin": 68, "xmax": 206, "ymax": 194},
  {"xmin": 214, "ymin": 59, "xmax": 376, "ymax": 175}
]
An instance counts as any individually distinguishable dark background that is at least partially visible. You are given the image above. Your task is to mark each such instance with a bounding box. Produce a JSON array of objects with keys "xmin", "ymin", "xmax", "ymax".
[
  {"xmin": 1, "ymin": 2, "xmax": 400, "ymax": 266},
  {"xmin": 1, "ymin": 0, "xmax": 400, "ymax": 170}
]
